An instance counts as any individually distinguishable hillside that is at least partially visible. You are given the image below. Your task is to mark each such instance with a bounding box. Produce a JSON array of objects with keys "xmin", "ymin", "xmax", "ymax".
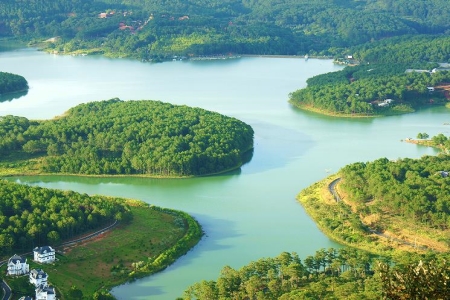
[
  {"xmin": 1, "ymin": 0, "xmax": 450, "ymax": 59},
  {"xmin": 0, "ymin": 99, "xmax": 254, "ymax": 176}
]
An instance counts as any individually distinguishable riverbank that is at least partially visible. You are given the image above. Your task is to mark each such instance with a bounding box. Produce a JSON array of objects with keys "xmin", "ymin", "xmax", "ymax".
[
  {"xmin": 0, "ymin": 201, "xmax": 203, "ymax": 299},
  {"xmin": 297, "ymin": 174, "xmax": 446, "ymax": 255},
  {"xmin": 290, "ymin": 101, "xmax": 425, "ymax": 118}
]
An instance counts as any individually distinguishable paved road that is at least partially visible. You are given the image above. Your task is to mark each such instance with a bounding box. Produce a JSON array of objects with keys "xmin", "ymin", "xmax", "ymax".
[{"xmin": 1, "ymin": 278, "xmax": 11, "ymax": 300}]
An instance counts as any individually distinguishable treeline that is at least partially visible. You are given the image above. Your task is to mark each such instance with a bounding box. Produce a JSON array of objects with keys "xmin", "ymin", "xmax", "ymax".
[
  {"xmin": 2, "ymin": 1, "xmax": 450, "ymax": 58},
  {"xmin": 414, "ymin": 132, "xmax": 450, "ymax": 153},
  {"xmin": 340, "ymin": 154, "xmax": 450, "ymax": 232},
  {"xmin": 182, "ymin": 247, "xmax": 450, "ymax": 299},
  {"xmin": 0, "ymin": 179, "xmax": 131, "ymax": 255},
  {"xmin": 0, "ymin": 99, "xmax": 254, "ymax": 176},
  {"xmin": 0, "ymin": 71, "xmax": 28, "ymax": 95},
  {"xmin": 351, "ymin": 35, "xmax": 450, "ymax": 64},
  {"xmin": 289, "ymin": 65, "xmax": 450, "ymax": 116}
]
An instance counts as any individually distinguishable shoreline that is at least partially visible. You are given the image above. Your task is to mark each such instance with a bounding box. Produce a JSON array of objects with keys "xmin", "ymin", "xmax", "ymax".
[{"xmin": 297, "ymin": 174, "xmax": 444, "ymax": 255}]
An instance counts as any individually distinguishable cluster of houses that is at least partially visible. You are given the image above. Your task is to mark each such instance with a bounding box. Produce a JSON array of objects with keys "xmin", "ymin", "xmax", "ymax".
[{"xmin": 6, "ymin": 246, "xmax": 57, "ymax": 300}]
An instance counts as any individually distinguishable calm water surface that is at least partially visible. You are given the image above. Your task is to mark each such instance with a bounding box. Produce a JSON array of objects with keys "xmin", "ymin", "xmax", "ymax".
[{"xmin": 0, "ymin": 49, "xmax": 446, "ymax": 299}]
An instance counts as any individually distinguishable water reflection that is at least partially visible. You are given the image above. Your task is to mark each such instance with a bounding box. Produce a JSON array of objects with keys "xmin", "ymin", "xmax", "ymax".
[{"xmin": 0, "ymin": 90, "xmax": 28, "ymax": 103}]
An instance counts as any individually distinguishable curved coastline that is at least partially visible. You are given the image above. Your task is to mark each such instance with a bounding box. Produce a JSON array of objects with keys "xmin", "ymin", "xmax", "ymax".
[{"xmin": 298, "ymin": 174, "xmax": 448, "ymax": 255}]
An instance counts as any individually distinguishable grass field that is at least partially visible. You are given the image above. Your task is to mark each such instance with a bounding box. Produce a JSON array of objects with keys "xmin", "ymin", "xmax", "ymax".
[{"xmin": 1, "ymin": 203, "xmax": 202, "ymax": 299}]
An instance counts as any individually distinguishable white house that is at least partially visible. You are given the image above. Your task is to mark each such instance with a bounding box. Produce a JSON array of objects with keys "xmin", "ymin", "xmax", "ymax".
[
  {"xmin": 35, "ymin": 285, "xmax": 56, "ymax": 300},
  {"xmin": 29, "ymin": 269, "xmax": 48, "ymax": 287},
  {"xmin": 7, "ymin": 254, "xmax": 29, "ymax": 276},
  {"xmin": 33, "ymin": 246, "xmax": 56, "ymax": 263}
]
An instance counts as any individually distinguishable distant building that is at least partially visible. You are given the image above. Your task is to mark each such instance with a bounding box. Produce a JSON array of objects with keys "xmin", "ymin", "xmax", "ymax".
[
  {"xmin": 35, "ymin": 285, "xmax": 56, "ymax": 300},
  {"xmin": 33, "ymin": 246, "xmax": 56, "ymax": 263},
  {"xmin": 7, "ymin": 254, "xmax": 29, "ymax": 276},
  {"xmin": 30, "ymin": 269, "xmax": 48, "ymax": 287},
  {"xmin": 378, "ymin": 99, "xmax": 394, "ymax": 107}
]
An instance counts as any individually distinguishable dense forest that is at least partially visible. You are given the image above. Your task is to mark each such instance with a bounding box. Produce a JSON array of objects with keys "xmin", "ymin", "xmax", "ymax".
[
  {"xmin": 0, "ymin": 71, "xmax": 28, "ymax": 95},
  {"xmin": 1, "ymin": 1, "xmax": 450, "ymax": 59},
  {"xmin": 0, "ymin": 99, "xmax": 254, "ymax": 176},
  {"xmin": 182, "ymin": 247, "xmax": 450, "ymax": 299},
  {"xmin": 0, "ymin": 179, "xmax": 131, "ymax": 255},
  {"xmin": 339, "ymin": 154, "xmax": 450, "ymax": 248},
  {"xmin": 289, "ymin": 63, "xmax": 450, "ymax": 116}
]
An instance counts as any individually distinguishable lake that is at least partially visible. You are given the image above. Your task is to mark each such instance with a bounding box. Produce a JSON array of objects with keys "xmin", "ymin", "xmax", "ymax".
[{"xmin": 0, "ymin": 49, "xmax": 445, "ymax": 299}]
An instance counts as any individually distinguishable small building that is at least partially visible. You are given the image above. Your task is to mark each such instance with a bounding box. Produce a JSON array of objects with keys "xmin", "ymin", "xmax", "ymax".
[
  {"xmin": 7, "ymin": 254, "xmax": 29, "ymax": 276},
  {"xmin": 30, "ymin": 269, "xmax": 48, "ymax": 287},
  {"xmin": 33, "ymin": 246, "xmax": 56, "ymax": 263},
  {"xmin": 35, "ymin": 285, "xmax": 56, "ymax": 300},
  {"xmin": 378, "ymin": 99, "xmax": 394, "ymax": 107},
  {"xmin": 19, "ymin": 296, "xmax": 34, "ymax": 300}
]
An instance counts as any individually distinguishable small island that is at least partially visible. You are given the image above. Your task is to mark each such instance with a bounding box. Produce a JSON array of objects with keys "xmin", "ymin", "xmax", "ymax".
[
  {"xmin": 0, "ymin": 99, "xmax": 254, "ymax": 177},
  {"xmin": 0, "ymin": 71, "xmax": 28, "ymax": 97}
]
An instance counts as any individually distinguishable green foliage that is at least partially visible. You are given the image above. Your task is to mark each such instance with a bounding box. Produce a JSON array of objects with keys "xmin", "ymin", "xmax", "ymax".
[
  {"xmin": 0, "ymin": 179, "xmax": 131, "ymax": 256},
  {"xmin": 2, "ymin": 1, "xmax": 450, "ymax": 58},
  {"xmin": 378, "ymin": 256, "xmax": 450, "ymax": 299},
  {"xmin": 0, "ymin": 99, "xmax": 254, "ymax": 176},
  {"xmin": 351, "ymin": 35, "xmax": 450, "ymax": 64},
  {"xmin": 416, "ymin": 132, "xmax": 429, "ymax": 139},
  {"xmin": 45, "ymin": 205, "xmax": 202, "ymax": 298},
  {"xmin": 340, "ymin": 155, "xmax": 450, "ymax": 231},
  {"xmin": 184, "ymin": 247, "xmax": 450, "ymax": 300},
  {"xmin": 183, "ymin": 247, "xmax": 379, "ymax": 300},
  {"xmin": 289, "ymin": 66, "xmax": 450, "ymax": 116},
  {"xmin": 0, "ymin": 72, "xmax": 28, "ymax": 95}
]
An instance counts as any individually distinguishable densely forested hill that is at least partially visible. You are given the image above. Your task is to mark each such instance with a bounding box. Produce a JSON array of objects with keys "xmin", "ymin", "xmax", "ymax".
[
  {"xmin": 0, "ymin": 99, "xmax": 254, "ymax": 176},
  {"xmin": 0, "ymin": 71, "xmax": 28, "ymax": 95},
  {"xmin": 289, "ymin": 64, "xmax": 450, "ymax": 116},
  {"xmin": 1, "ymin": 0, "xmax": 450, "ymax": 59},
  {"xmin": 0, "ymin": 179, "xmax": 131, "ymax": 255}
]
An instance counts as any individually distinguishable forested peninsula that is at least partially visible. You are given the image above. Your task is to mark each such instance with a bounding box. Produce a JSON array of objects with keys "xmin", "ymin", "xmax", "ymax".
[
  {"xmin": 0, "ymin": 71, "xmax": 28, "ymax": 95},
  {"xmin": 288, "ymin": 34, "xmax": 450, "ymax": 117},
  {"xmin": 298, "ymin": 153, "xmax": 450, "ymax": 254},
  {"xmin": 0, "ymin": 99, "xmax": 254, "ymax": 177},
  {"xmin": 0, "ymin": 179, "xmax": 203, "ymax": 299}
]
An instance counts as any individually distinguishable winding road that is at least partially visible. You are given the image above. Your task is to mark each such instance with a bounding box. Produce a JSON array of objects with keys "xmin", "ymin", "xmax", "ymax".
[
  {"xmin": 0, "ymin": 220, "xmax": 119, "ymax": 300},
  {"xmin": 0, "ymin": 279, "xmax": 11, "ymax": 300}
]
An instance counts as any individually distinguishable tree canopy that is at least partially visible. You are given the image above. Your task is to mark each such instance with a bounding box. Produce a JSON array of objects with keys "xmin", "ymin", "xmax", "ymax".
[
  {"xmin": 0, "ymin": 99, "xmax": 254, "ymax": 176},
  {"xmin": 0, "ymin": 179, "xmax": 131, "ymax": 255},
  {"xmin": 182, "ymin": 247, "xmax": 450, "ymax": 300},
  {"xmin": 0, "ymin": 71, "xmax": 28, "ymax": 95},
  {"xmin": 340, "ymin": 154, "xmax": 450, "ymax": 237},
  {"xmin": 289, "ymin": 64, "xmax": 450, "ymax": 116},
  {"xmin": 2, "ymin": 0, "xmax": 450, "ymax": 59}
]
